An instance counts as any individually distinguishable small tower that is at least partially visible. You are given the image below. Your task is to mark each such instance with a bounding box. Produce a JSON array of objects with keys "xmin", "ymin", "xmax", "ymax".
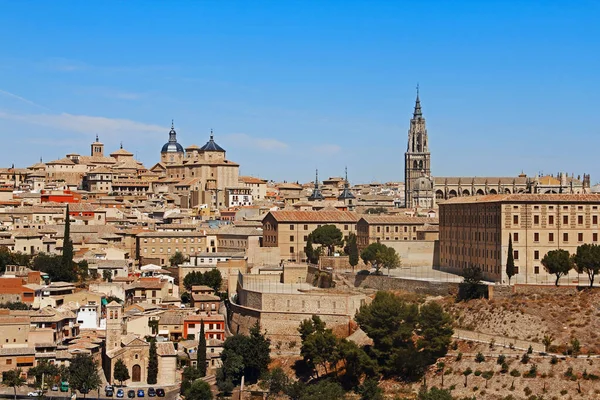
[
  {"xmin": 161, "ymin": 120, "xmax": 185, "ymax": 164},
  {"xmin": 308, "ymin": 169, "xmax": 324, "ymax": 201},
  {"xmin": 105, "ymin": 301, "xmax": 122, "ymax": 352},
  {"xmin": 91, "ymin": 135, "xmax": 104, "ymax": 157},
  {"xmin": 337, "ymin": 167, "xmax": 356, "ymax": 211}
]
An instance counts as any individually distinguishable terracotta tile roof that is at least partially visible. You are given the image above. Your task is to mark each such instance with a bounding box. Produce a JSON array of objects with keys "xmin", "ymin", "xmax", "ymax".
[
  {"xmin": 239, "ymin": 176, "xmax": 267, "ymax": 184},
  {"xmin": 156, "ymin": 342, "xmax": 177, "ymax": 356},
  {"xmin": 359, "ymin": 215, "xmax": 438, "ymax": 225},
  {"xmin": 267, "ymin": 210, "xmax": 359, "ymax": 223},
  {"xmin": 441, "ymin": 193, "xmax": 600, "ymax": 205}
]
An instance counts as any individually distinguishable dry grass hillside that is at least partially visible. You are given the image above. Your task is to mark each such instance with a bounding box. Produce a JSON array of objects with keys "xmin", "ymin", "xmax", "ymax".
[{"xmin": 444, "ymin": 289, "xmax": 600, "ymax": 354}]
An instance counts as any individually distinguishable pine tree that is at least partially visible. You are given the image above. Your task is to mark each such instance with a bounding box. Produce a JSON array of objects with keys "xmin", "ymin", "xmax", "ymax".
[
  {"xmin": 506, "ymin": 235, "xmax": 515, "ymax": 284},
  {"xmin": 61, "ymin": 205, "xmax": 74, "ymax": 276},
  {"xmin": 147, "ymin": 339, "xmax": 158, "ymax": 384},
  {"xmin": 197, "ymin": 320, "xmax": 207, "ymax": 377}
]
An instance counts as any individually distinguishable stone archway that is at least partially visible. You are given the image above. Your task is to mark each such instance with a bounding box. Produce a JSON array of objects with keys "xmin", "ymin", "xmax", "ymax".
[
  {"xmin": 476, "ymin": 189, "xmax": 485, "ymax": 195},
  {"xmin": 435, "ymin": 190, "xmax": 444, "ymax": 199},
  {"xmin": 448, "ymin": 190, "xmax": 457, "ymax": 199},
  {"xmin": 489, "ymin": 189, "xmax": 497, "ymax": 194},
  {"xmin": 462, "ymin": 189, "xmax": 470, "ymax": 196},
  {"xmin": 132, "ymin": 365, "xmax": 141, "ymax": 382}
]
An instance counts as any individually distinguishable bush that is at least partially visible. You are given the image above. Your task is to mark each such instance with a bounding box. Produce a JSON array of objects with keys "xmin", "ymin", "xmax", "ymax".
[
  {"xmin": 456, "ymin": 352, "xmax": 463, "ymax": 361},
  {"xmin": 510, "ymin": 369, "xmax": 521, "ymax": 377},
  {"xmin": 524, "ymin": 364, "xmax": 537, "ymax": 378},
  {"xmin": 521, "ymin": 353, "xmax": 530, "ymax": 364},
  {"xmin": 500, "ymin": 362, "xmax": 509, "ymax": 373},
  {"xmin": 550, "ymin": 355, "xmax": 558, "ymax": 364},
  {"xmin": 497, "ymin": 354, "xmax": 506, "ymax": 365},
  {"xmin": 475, "ymin": 352, "xmax": 485, "ymax": 363}
]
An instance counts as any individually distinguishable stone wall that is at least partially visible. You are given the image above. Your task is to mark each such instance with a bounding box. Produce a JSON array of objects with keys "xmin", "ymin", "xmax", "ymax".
[
  {"xmin": 380, "ymin": 240, "xmax": 439, "ymax": 267},
  {"xmin": 319, "ymin": 256, "xmax": 350, "ymax": 270},
  {"xmin": 354, "ymin": 274, "xmax": 458, "ymax": 296},
  {"xmin": 489, "ymin": 284, "xmax": 590, "ymax": 300}
]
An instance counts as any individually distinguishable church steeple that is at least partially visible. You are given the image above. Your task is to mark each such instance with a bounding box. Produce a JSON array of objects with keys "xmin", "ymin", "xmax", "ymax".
[
  {"xmin": 308, "ymin": 169, "xmax": 324, "ymax": 201},
  {"xmin": 413, "ymin": 84, "xmax": 422, "ymax": 118}
]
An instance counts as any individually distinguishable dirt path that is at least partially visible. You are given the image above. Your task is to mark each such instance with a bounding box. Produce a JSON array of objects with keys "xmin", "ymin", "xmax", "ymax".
[{"xmin": 453, "ymin": 328, "xmax": 545, "ymax": 353}]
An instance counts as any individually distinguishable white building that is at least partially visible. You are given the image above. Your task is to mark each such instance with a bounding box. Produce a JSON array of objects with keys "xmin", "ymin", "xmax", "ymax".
[{"xmin": 77, "ymin": 302, "xmax": 102, "ymax": 330}]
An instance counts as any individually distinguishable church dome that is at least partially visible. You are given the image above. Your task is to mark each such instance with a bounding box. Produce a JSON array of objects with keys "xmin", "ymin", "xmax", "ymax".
[
  {"xmin": 200, "ymin": 130, "xmax": 225, "ymax": 152},
  {"xmin": 161, "ymin": 123, "xmax": 184, "ymax": 153},
  {"xmin": 413, "ymin": 176, "xmax": 433, "ymax": 191}
]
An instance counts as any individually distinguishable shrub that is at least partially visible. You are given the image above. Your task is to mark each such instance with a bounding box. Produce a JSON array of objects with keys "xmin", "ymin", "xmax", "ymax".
[
  {"xmin": 456, "ymin": 352, "xmax": 463, "ymax": 361},
  {"xmin": 497, "ymin": 354, "xmax": 506, "ymax": 365},
  {"xmin": 524, "ymin": 364, "xmax": 537, "ymax": 378},
  {"xmin": 510, "ymin": 369, "xmax": 521, "ymax": 377},
  {"xmin": 475, "ymin": 352, "xmax": 485, "ymax": 363},
  {"xmin": 550, "ymin": 355, "xmax": 559, "ymax": 365},
  {"xmin": 524, "ymin": 386, "xmax": 532, "ymax": 396},
  {"xmin": 521, "ymin": 353, "xmax": 530, "ymax": 364},
  {"xmin": 500, "ymin": 362, "xmax": 509, "ymax": 373}
]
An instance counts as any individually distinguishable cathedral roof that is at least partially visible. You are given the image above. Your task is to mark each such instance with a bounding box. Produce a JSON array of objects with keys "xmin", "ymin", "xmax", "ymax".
[
  {"xmin": 200, "ymin": 130, "xmax": 225, "ymax": 152},
  {"xmin": 161, "ymin": 122, "xmax": 184, "ymax": 153}
]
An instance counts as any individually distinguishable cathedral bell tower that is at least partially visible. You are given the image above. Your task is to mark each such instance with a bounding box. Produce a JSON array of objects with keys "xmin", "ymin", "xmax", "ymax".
[
  {"xmin": 404, "ymin": 86, "xmax": 431, "ymax": 208},
  {"xmin": 106, "ymin": 301, "xmax": 122, "ymax": 352}
]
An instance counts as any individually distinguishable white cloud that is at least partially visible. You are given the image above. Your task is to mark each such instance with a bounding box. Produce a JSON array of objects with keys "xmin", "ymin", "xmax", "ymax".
[
  {"xmin": 312, "ymin": 144, "xmax": 341, "ymax": 155},
  {"xmin": 223, "ymin": 133, "xmax": 289, "ymax": 151},
  {"xmin": 0, "ymin": 89, "xmax": 50, "ymax": 110},
  {"xmin": 0, "ymin": 111, "xmax": 165, "ymax": 138}
]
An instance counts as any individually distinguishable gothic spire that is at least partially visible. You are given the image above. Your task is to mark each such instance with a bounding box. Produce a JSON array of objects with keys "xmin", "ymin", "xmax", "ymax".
[
  {"xmin": 308, "ymin": 169, "xmax": 324, "ymax": 201},
  {"xmin": 413, "ymin": 83, "xmax": 422, "ymax": 118}
]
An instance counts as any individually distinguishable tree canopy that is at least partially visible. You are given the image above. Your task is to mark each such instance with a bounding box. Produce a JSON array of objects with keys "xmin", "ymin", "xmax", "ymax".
[
  {"xmin": 311, "ymin": 225, "xmax": 344, "ymax": 256},
  {"xmin": 360, "ymin": 242, "xmax": 400, "ymax": 274},
  {"xmin": 68, "ymin": 354, "xmax": 101, "ymax": 397},
  {"xmin": 147, "ymin": 339, "xmax": 158, "ymax": 384},
  {"xmin": 185, "ymin": 380, "xmax": 213, "ymax": 400},
  {"xmin": 113, "ymin": 359, "xmax": 130, "ymax": 386},
  {"xmin": 458, "ymin": 266, "xmax": 487, "ymax": 301},
  {"xmin": 32, "ymin": 253, "xmax": 77, "ymax": 282},
  {"xmin": 183, "ymin": 269, "xmax": 223, "ymax": 292},
  {"xmin": 0, "ymin": 247, "xmax": 31, "ymax": 275},
  {"xmin": 542, "ymin": 249, "xmax": 573, "ymax": 286},
  {"xmin": 216, "ymin": 322, "xmax": 271, "ymax": 394},
  {"xmin": 2, "ymin": 368, "xmax": 25, "ymax": 400},
  {"xmin": 345, "ymin": 233, "xmax": 359, "ymax": 269},
  {"xmin": 197, "ymin": 320, "xmax": 207, "ymax": 377},
  {"xmin": 355, "ymin": 291, "xmax": 453, "ymax": 381},
  {"xmin": 169, "ymin": 251, "xmax": 187, "ymax": 267},
  {"xmin": 573, "ymin": 243, "xmax": 600, "ymax": 287}
]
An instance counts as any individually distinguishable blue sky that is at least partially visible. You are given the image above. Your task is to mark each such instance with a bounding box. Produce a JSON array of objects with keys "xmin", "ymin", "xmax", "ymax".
[{"xmin": 1, "ymin": 1, "xmax": 599, "ymax": 184}]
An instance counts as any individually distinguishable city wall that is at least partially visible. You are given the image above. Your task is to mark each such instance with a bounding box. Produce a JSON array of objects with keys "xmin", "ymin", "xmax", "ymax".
[
  {"xmin": 354, "ymin": 274, "xmax": 459, "ymax": 296},
  {"xmin": 490, "ymin": 283, "xmax": 585, "ymax": 300}
]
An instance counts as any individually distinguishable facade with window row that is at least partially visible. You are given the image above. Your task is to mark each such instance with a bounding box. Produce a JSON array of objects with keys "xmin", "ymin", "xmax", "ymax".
[{"xmin": 439, "ymin": 194, "xmax": 600, "ymax": 283}]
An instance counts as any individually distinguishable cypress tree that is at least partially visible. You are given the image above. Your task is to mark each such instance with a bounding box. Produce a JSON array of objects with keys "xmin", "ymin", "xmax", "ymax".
[
  {"xmin": 147, "ymin": 339, "xmax": 158, "ymax": 384},
  {"xmin": 506, "ymin": 235, "xmax": 515, "ymax": 285},
  {"xmin": 305, "ymin": 234, "xmax": 316, "ymax": 264},
  {"xmin": 347, "ymin": 233, "xmax": 359, "ymax": 271},
  {"xmin": 61, "ymin": 205, "xmax": 74, "ymax": 273},
  {"xmin": 197, "ymin": 320, "xmax": 207, "ymax": 377}
]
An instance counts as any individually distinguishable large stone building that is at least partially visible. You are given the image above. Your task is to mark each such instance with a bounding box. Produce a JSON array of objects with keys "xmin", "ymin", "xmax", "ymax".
[
  {"xmin": 439, "ymin": 194, "xmax": 600, "ymax": 284},
  {"xmin": 356, "ymin": 215, "xmax": 438, "ymax": 251},
  {"xmin": 403, "ymin": 90, "xmax": 591, "ymax": 209},
  {"xmin": 261, "ymin": 210, "xmax": 359, "ymax": 262}
]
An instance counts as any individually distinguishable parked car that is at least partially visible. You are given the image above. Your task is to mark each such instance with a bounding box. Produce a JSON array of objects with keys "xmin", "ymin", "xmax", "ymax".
[
  {"xmin": 155, "ymin": 389, "xmax": 165, "ymax": 397},
  {"xmin": 147, "ymin": 388, "xmax": 156, "ymax": 397},
  {"xmin": 51, "ymin": 385, "xmax": 59, "ymax": 391},
  {"xmin": 127, "ymin": 390, "xmax": 136, "ymax": 398},
  {"xmin": 60, "ymin": 382, "xmax": 69, "ymax": 392},
  {"xmin": 137, "ymin": 389, "xmax": 145, "ymax": 397},
  {"xmin": 27, "ymin": 391, "xmax": 42, "ymax": 397},
  {"xmin": 116, "ymin": 389, "xmax": 125, "ymax": 398},
  {"xmin": 105, "ymin": 385, "xmax": 114, "ymax": 397}
]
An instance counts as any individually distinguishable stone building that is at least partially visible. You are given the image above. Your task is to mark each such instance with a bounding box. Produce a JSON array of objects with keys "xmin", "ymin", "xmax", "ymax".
[
  {"xmin": 356, "ymin": 215, "xmax": 439, "ymax": 251},
  {"xmin": 261, "ymin": 210, "xmax": 359, "ymax": 262},
  {"xmin": 403, "ymin": 90, "xmax": 591, "ymax": 208},
  {"xmin": 439, "ymin": 194, "xmax": 600, "ymax": 283},
  {"xmin": 136, "ymin": 231, "xmax": 211, "ymax": 266},
  {"xmin": 103, "ymin": 302, "xmax": 177, "ymax": 385}
]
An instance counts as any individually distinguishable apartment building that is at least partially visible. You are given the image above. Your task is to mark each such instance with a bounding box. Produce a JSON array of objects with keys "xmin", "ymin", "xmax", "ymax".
[
  {"xmin": 183, "ymin": 314, "xmax": 225, "ymax": 341},
  {"xmin": 136, "ymin": 232, "xmax": 210, "ymax": 265},
  {"xmin": 356, "ymin": 215, "xmax": 439, "ymax": 250},
  {"xmin": 439, "ymin": 194, "xmax": 600, "ymax": 283},
  {"xmin": 262, "ymin": 211, "xmax": 359, "ymax": 262}
]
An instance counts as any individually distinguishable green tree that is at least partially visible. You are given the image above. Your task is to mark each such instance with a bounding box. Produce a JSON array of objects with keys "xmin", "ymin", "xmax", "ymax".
[
  {"xmin": 304, "ymin": 234, "xmax": 319, "ymax": 264},
  {"xmin": 344, "ymin": 233, "xmax": 359, "ymax": 270},
  {"xmin": 418, "ymin": 386, "xmax": 453, "ymax": 400},
  {"xmin": 181, "ymin": 367, "xmax": 201, "ymax": 396},
  {"xmin": 358, "ymin": 378, "xmax": 383, "ymax": 400},
  {"xmin": 147, "ymin": 339, "xmax": 158, "ymax": 384},
  {"xmin": 311, "ymin": 225, "xmax": 344, "ymax": 256},
  {"xmin": 0, "ymin": 301, "xmax": 29, "ymax": 310},
  {"xmin": 298, "ymin": 316, "xmax": 340, "ymax": 378},
  {"xmin": 197, "ymin": 320, "xmax": 207, "ymax": 377},
  {"xmin": 506, "ymin": 235, "xmax": 515, "ymax": 284},
  {"xmin": 2, "ymin": 369, "xmax": 25, "ymax": 400},
  {"xmin": 216, "ymin": 322, "xmax": 271, "ymax": 393},
  {"xmin": 0, "ymin": 247, "xmax": 31, "ymax": 274},
  {"xmin": 360, "ymin": 243, "xmax": 400, "ymax": 274},
  {"xmin": 542, "ymin": 249, "xmax": 574, "ymax": 286},
  {"xmin": 61, "ymin": 205, "xmax": 74, "ymax": 274},
  {"xmin": 260, "ymin": 367, "xmax": 289, "ymax": 398},
  {"xmin": 573, "ymin": 243, "xmax": 600, "ymax": 287},
  {"xmin": 355, "ymin": 291, "xmax": 452, "ymax": 381},
  {"xmin": 28, "ymin": 360, "xmax": 59, "ymax": 388},
  {"xmin": 542, "ymin": 334, "xmax": 554, "ymax": 352},
  {"xmin": 185, "ymin": 379, "xmax": 213, "ymax": 400},
  {"xmin": 113, "ymin": 359, "xmax": 130, "ymax": 386},
  {"xmin": 32, "ymin": 253, "xmax": 76, "ymax": 282},
  {"xmin": 169, "ymin": 251, "xmax": 186, "ymax": 267},
  {"xmin": 69, "ymin": 354, "xmax": 101, "ymax": 398},
  {"xmin": 298, "ymin": 380, "xmax": 345, "ymax": 400},
  {"xmin": 365, "ymin": 207, "xmax": 387, "ymax": 215},
  {"xmin": 458, "ymin": 265, "xmax": 486, "ymax": 300},
  {"xmin": 78, "ymin": 260, "xmax": 89, "ymax": 283},
  {"xmin": 183, "ymin": 269, "xmax": 223, "ymax": 293},
  {"xmin": 337, "ymin": 339, "xmax": 378, "ymax": 390}
]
